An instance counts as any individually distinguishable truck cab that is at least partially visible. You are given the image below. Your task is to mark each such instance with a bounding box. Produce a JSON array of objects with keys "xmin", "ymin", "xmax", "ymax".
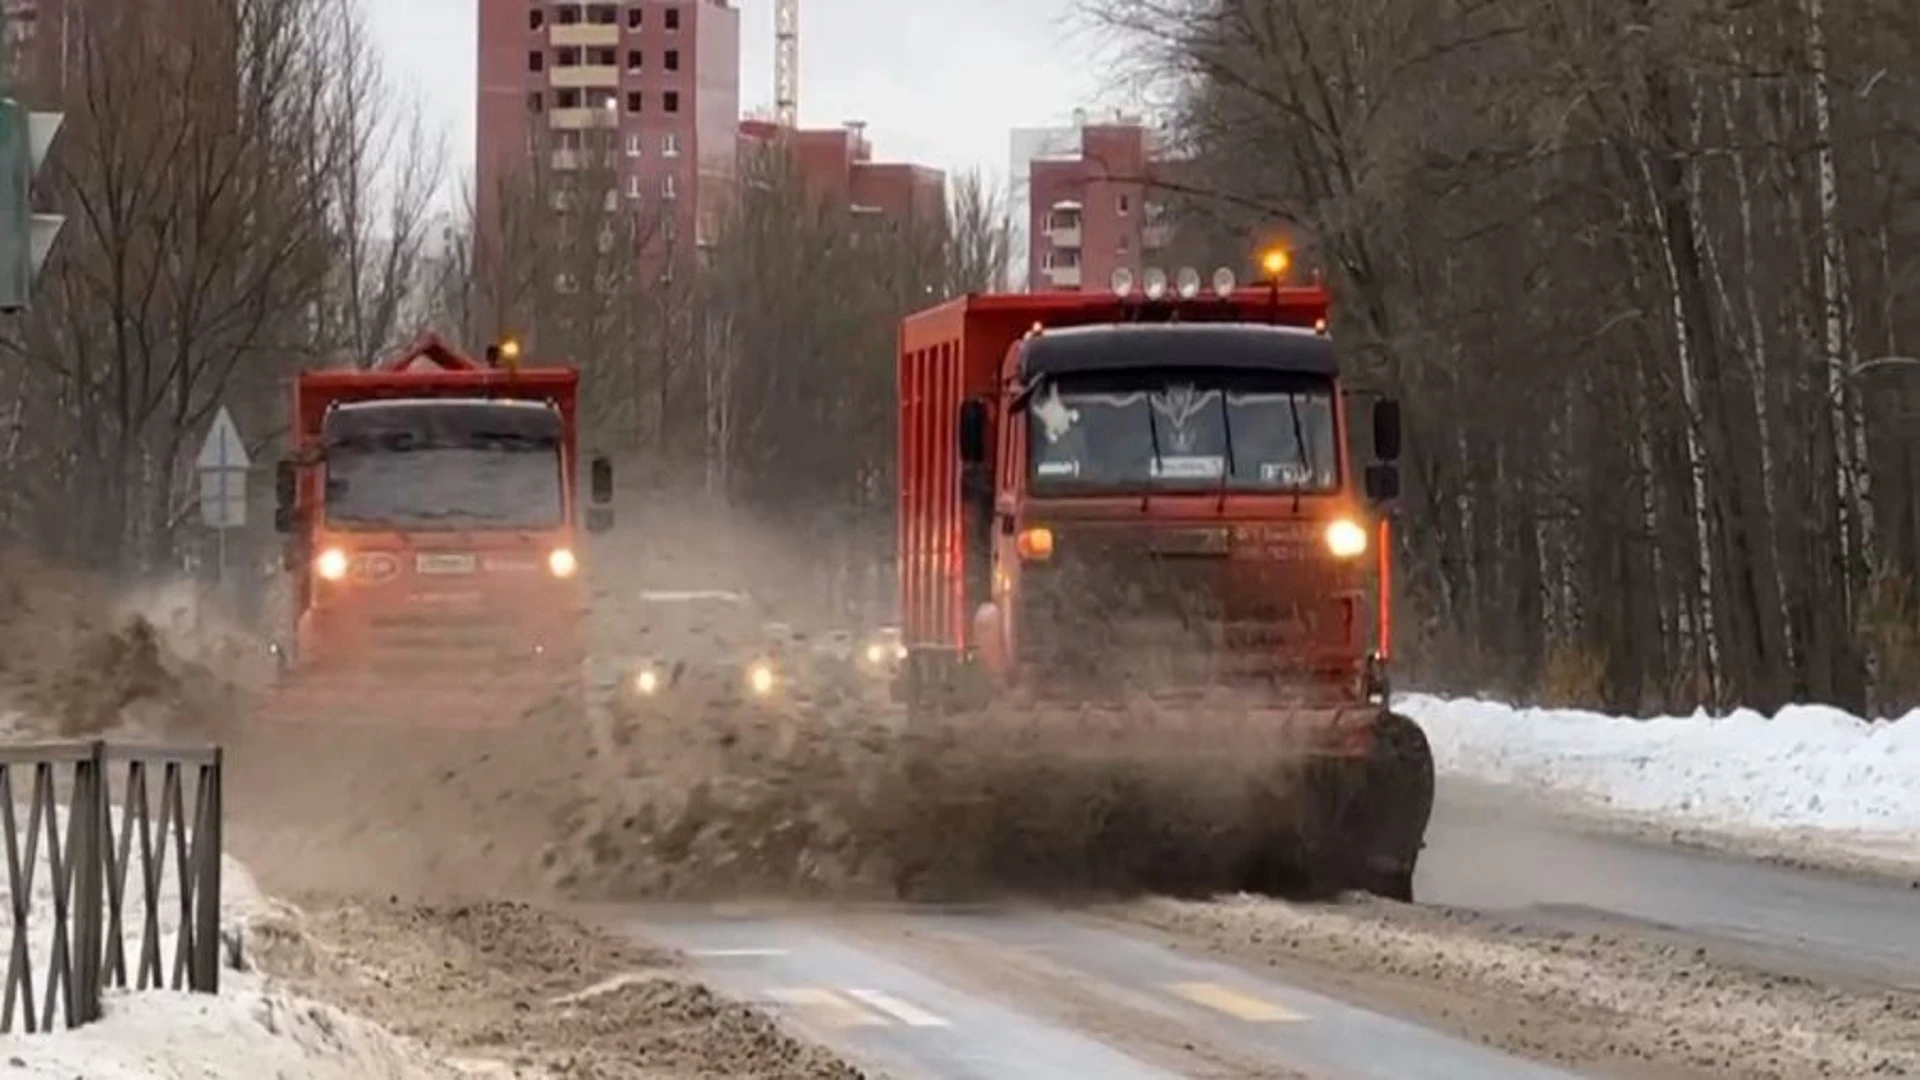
[
  {"xmin": 269, "ymin": 334, "xmax": 615, "ymax": 722},
  {"xmin": 898, "ymin": 268, "xmax": 1402, "ymax": 714}
]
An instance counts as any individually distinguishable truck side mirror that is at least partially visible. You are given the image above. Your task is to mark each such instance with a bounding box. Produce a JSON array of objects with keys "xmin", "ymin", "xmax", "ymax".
[
  {"xmin": 1364, "ymin": 462, "xmax": 1400, "ymax": 503},
  {"xmin": 1372, "ymin": 398, "xmax": 1402, "ymax": 462},
  {"xmin": 589, "ymin": 455, "xmax": 613, "ymax": 505},
  {"xmin": 958, "ymin": 400, "xmax": 988, "ymax": 466},
  {"xmin": 273, "ymin": 459, "xmax": 297, "ymax": 533}
]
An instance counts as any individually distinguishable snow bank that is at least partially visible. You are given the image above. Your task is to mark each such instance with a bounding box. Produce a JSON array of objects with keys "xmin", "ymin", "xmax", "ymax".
[
  {"xmin": 0, "ymin": 802, "xmax": 460, "ymax": 1078},
  {"xmin": 1400, "ymin": 694, "xmax": 1920, "ymax": 851},
  {"xmin": 0, "ymin": 986, "xmax": 460, "ymax": 1079}
]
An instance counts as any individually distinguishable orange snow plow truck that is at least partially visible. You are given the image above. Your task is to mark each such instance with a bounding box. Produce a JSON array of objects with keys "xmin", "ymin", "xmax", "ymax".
[
  {"xmin": 267, "ymin": 334, "xmax": 615, "ymax": 726},
  {"xmin": 895, "ymin": 266, "xmax": 1434, "ymax": 899}
]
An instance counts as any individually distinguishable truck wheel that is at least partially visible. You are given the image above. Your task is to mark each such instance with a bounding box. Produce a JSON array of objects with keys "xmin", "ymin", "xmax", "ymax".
[{"xmin": 1347, "ymin": 711, "xmax": 1434, "ymax": 901}]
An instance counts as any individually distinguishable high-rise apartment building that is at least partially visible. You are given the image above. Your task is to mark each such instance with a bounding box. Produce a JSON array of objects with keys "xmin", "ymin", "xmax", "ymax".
[
  {"xmin": 476, "ymin": 0, "xmax": 742, "ymax": 259},
  {"xmin": 1023, "ymin": 116, "xmax": 1174, "ymax": 292}
]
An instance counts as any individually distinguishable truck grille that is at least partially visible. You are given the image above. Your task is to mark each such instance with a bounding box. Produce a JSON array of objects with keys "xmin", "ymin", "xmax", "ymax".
[{"xmin": 1014, "ymin": 529, "xmax": 1357, "ymax": 691}]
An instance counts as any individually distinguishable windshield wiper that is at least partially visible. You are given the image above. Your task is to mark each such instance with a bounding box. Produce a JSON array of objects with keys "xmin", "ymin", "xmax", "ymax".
[
  {"xmin": 1286, "ymin": 392, "xmax": 1312, "ymax": 513},
  {"xmin": 1143, "ymin": 402, "xmax": 1164, "ymax": 513},
  {"xmin": 1216, "ymin": 393, "xmax": 1236, "ymax": 513}
]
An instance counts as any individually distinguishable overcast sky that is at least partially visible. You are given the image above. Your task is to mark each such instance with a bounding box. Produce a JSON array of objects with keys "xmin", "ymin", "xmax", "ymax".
[{"xmin": 363, "ymin": 0, "xmax": 1131, "ymax": 211}]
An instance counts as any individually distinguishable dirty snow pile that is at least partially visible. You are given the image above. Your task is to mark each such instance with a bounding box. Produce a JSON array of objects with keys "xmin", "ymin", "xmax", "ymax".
[
  {"xmin": 0, "ymin": 810, "xmax": 459, "ymax": 1079},
  {"xmin": 1400, "ymin": 694, "xmax": 1920, "ymax": 859}
]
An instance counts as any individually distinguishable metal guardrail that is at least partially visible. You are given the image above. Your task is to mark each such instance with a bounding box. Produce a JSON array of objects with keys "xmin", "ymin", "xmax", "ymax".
[{"xmin": 0, "ymin": 740, "xmax": 224, "ymax": 1033}]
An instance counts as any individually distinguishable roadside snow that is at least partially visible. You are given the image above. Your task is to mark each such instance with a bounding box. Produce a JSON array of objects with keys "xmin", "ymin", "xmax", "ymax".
[
  {"xmin": 1399, "ymin": 694, "xmax": 1920, "ymax": 864},
  {"xmin": 0, "ymin": 801, "xmax": 462, "ymax": 1078}
]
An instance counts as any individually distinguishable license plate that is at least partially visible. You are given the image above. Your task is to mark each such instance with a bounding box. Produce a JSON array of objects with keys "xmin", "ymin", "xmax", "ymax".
[{"xmin": 416, "ymin": 553, "xmax": 476, "ymax": 575}]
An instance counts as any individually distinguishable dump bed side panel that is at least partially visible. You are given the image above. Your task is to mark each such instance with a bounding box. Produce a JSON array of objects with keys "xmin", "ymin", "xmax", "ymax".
[{"xmin": 897, "ymin": 300, "xmax": 970, "ymax": 651}]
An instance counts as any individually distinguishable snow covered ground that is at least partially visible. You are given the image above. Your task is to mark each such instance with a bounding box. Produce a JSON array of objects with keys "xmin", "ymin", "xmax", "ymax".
[
  {"xmin": 1400, "ymin": 693, "xmax": 1920, "ymax": 871},
  {"xmin": 0, "ymin": 803, "xmax": 461, "ymax": 1078}
]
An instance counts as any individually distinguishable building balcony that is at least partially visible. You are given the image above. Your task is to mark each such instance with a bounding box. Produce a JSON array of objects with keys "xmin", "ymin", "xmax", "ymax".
[
  {"xmin": 549, "ymin": 106, "xmax": 618, "ymax": 130},
  {"xmin": 1045, "ymin": 263, "xmax": 1082, "ymax": 288},
  {"xmin": 550, "ymin": 149, "xmax": 583, "ymax": 170},
  {"xmin": 549, "ymin": 65, "xmax": 619, "ymax": 89},
  {"xmin": 1046, "ymin": 222, "xmax": 1081, "ymax": 248},
  {"xmin": 549, "ymin": 24, "xmax": 619, "ymax": 48}
]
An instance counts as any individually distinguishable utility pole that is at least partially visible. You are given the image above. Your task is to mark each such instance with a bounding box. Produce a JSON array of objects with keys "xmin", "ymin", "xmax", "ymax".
[{"xmin": 0, "ymin": 93, "xmax": 63, "ymax": 312}]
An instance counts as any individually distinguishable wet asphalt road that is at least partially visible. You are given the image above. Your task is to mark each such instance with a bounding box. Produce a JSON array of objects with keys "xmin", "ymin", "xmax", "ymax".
[
  {"xmin": 614, "ymin": 782, "xmax": 1919, "ymax": 1078},
  {"xmin": 1421, "ymin": 783, "xmax": 1920, "ymax": 991},
  {"xmin": 634, "ymin": 904, "xmax": 1582, "ymax": 1080}
]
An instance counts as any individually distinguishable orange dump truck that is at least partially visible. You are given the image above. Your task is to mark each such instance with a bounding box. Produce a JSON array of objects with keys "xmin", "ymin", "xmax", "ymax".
[
  {"xmin": 894, "ymin": 267, "xmax": 1434, "ymax": 899},
  {"xmin": 268, "ymin": 334, "xmax": 614, "ymax": 725}
]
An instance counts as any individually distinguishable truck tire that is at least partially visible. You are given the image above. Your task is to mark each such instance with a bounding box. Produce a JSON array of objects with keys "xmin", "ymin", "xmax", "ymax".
[{"xmin": 1342, "ymin": 710, "xmax": 1434, "ymax": 901}]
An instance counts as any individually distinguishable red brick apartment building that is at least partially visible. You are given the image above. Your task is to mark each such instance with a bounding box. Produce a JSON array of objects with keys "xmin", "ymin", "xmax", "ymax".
[
  {"xmin": 476, "ymin": 0, "xmax": 742, "ymax": 253},
  {"xmin": 737, "ymin": 117, "xmax": 945, "ymax": 222},
  {"xmin": 1026, "ymin": 120, "xmax": 1173, "ymax": 291}
]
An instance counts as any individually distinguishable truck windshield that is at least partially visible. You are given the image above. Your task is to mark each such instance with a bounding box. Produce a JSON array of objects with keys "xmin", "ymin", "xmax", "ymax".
[
  {"xmin": 320, "ymin": 400, "xmax": 565, "ymax": 530},
  {"xmin": 1027, "ymin": 372, "xmax": 1339, "ymax": 492}
]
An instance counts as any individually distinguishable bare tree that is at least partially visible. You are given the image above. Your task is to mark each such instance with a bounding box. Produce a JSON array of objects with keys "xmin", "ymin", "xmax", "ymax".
[
  {"xmin": 1084, "ymin": 0, "xmax": 1920, "ymax": 714},
  {"xmin": 0, "ymin": 0, "xmax": 365, "ymax": 570},
  {"xmin": 0, "ymin": 0, "xmax": 463, "ymax": 588},
  {"xmin": 944, "ymin": 168, "xmax": 1012, "ymax": 294},
  {"xmin": 304, "ymin": 0, "xmax": 446, "ymax": 369}
]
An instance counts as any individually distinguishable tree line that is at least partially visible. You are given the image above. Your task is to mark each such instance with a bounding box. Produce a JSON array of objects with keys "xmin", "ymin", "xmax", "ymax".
[{"xmin": 1086, "ymin": 0, "xmax": 1920, "ymax": 717}]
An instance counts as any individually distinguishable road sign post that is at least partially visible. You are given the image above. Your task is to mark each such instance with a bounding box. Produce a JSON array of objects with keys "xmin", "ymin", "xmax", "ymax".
[
  {"xmin": 196, "ymin": 406, "xmax": 251, "ymax": 584},
  {"xmin": 0, "ymin": 97, "xmax": 64, "ymax": 313}
]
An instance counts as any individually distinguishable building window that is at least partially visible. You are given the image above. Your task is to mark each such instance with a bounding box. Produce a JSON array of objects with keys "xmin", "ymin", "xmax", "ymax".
[
  {"xmin": 664, "ymin": 7, "xmax": 681, "ymax": 30},
  {"xmin": 626, "ymin": 6, "xmax": 641, "ymax": 29},
  {"xmin": 662, "ymin": 173, "xmax": 677, "ymax": 198},
  {"xmin": 556, "ymin": 5, "xmax": 580, "ymax": 25},
  {"xmin": 626, "ymin": 91, "xmax": 642, "ymax": 112},
  {"xmin": 1117, "ymin": 194, "xmax": 1130, "ymax": 215},
  {"xmin": 587, "ymin": 3, "xmax": 618, "ymax": 25},
  {"xmin": 628, "ymin": 174, "xmax": 642, "ymax": 199},
  {"xmin": 589, "ymin": 46, "xmax": 616, "ymax": 66},
  {"xmin": 555, "ymin": 46, "xmax": 580, "ymax": 66},
  {"xmin": 661, "ymin": 132, "xmax": 679, "ymax": 156},
  {"xmin": 625, "ymin": 133, "xmax": 641, "ymax": 156},
  {"xmin": 527, "ymin": 50, "xmax": 544, "ymax": 72},
  {"xmin": 556, "ymin": 88, "xmax": 581, "ymax": 108},
  {"xmin": 664, "ymin": 49, "xmax": 679, "ymax": 71},
  {"xmin": 526, "ymin": 91, "xmax": 543, "ymax": 113},
  {"xmin": 663, "ymin": 90, "xmax": 679, "ymax": 113},
  {"xmin": 626, "ymin": 50, "xmax": 642, "ymax": 70},
  {"xmin": 528, "ymin": 8, "xmax": 544, "ymax": 30}
]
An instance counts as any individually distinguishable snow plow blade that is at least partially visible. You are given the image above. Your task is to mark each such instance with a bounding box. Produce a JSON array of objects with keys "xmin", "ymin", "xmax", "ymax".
[{"xmin": 889, "ymin": 696, "xmax": 1435, "ymax": 903}]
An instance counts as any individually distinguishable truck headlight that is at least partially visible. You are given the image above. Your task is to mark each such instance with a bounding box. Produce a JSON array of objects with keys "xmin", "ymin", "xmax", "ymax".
[
  {"xmin": 1324, "ymin": 518, "xmax": 1368, "ymax": 558},
  {"xmin": 315, "ymin": 547, "xmax": 349, "ymax": 581},
  {"xmin": 548, "ymin": 548, "xmax": 578, "ymax": 578}
]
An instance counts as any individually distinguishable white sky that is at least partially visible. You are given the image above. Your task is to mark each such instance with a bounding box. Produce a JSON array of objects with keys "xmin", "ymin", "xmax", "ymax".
[{"xmin": 362, "ymin": 0, "xmax": 1133, "ymax": 211}]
